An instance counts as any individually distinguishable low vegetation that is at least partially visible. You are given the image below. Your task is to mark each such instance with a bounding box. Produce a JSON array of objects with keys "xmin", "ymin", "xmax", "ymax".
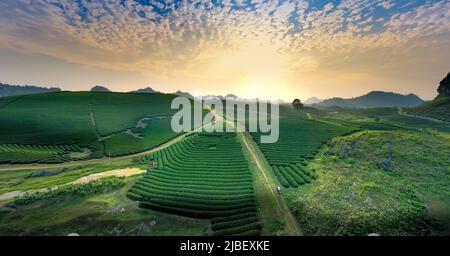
[
  {"xmin": 0, "ymin": 176, "xmax": 209, "ymax": 236},
  {"xmin": 10, "ymin": 176, "xmax": 126, "ymax": 206},
  {"xmin": 286, "ymin": 130, "xmax": 450, "ymax": 235}
]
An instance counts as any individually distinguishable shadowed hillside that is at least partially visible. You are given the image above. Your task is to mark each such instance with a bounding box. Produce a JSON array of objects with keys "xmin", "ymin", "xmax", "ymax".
[
  {"xmin": 0, "ymin": 83, "xmax": 60, "ymax": 97},
  {"xmin": 318, "ymin": 91, "xmax": 423, "ymax": 108},
  {"xmin": 410, "ymin": 72, "xmax": 450, "ymax": 122}
]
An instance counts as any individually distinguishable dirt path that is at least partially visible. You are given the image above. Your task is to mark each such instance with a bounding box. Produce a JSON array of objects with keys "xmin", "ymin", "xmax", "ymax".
[
  {"xmin": 398, "ymin": 107, "xmax": 450, "ymax": 124},
  {"xmin": 213, "ymin": 111, "xmax": 302, "ymax": 235},
  {"xmin": 0, "ymin": 117, "xmax": 212, "ymax": 172},
  {"xmin": 0, "ymin": 167, "xmax": 145, "ymax": 201},
  {"xmin": 69, "ymin": 167, "xmax": 145, "ymax": 185},
  {"xmin": 238, "ymin": 132, "xmax": 302, "ymax": 236},
  {"xmin": 0, "ymin": 191, "xmax": 26, "ymax": 201},
  {"xmin": 0, "ymin": 131, "xmax": 191, "ymax": 172}
]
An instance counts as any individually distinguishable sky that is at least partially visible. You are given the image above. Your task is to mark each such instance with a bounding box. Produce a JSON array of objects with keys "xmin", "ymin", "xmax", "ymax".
[{"xmin": 0, "ymin": 0, "xmax": 449, "ymax": 101}]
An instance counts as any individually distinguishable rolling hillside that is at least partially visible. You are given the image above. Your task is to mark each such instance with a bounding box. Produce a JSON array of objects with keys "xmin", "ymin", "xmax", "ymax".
[
  {"xmin": 408, "ymin": 97, "xmax": 450, "ymax": 122},
  {"xmin": 0, "ymin": 91, "xmax": 181, "ymax": 164},
  {"xmin": 408, "ymin": 72, "xmax": 450, "ymax": 122},
  {"xmin": 130, "ymin": 133, "xmax": 261, "ymax": 236},
  {"xmin": 0, "ymin": 83, "xmax": 60, "ymax": 97}
]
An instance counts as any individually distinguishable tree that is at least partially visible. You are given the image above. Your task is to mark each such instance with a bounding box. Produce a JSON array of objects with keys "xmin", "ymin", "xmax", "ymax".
[
  {"xmin": 437, "ymin": 72, "xmax": 450, "ymax": 98},
  {"xmin": 292, "ymin": 99, "xmax": 303, "ymax": 110}
]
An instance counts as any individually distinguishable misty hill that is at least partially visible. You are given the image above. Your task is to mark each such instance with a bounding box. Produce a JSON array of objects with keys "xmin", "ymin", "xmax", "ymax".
[
  {"xmin": 131, "ymin": 87, "xmax": 158, "ymax": 94},
  {"xmin": 174, "ymin": 90, "xmax": 193, "ymax": 99},
  {"xmin": 304, "ymin": 97, "xmax": 322, "ymax": 105},
  {"xmin": 90, "ymin": 86, "xmax": 111, "ymax": 92},
  {"xmin": 318, "ymin": 91, "xmax": 424, "ymax": 108},
  {"xmin": 225, "ymin": 94, "xmax": 238, "ymax": 99},
  {"xmin": 0, "ymin": 82, "xmax": 60, "ymax": 97},
  {"xmin": 200, "ymin": 94, "xmax": 240, "ymax": 101}
]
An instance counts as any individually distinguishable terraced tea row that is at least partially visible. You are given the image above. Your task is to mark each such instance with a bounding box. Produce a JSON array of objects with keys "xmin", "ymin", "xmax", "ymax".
[
  {"xmin": 0, "ymin": 92, "xmax": 182, "ymax": 163},
  {"xmin": 272, "ymin": 164, "xmax": 318, "ymax": 188},
  {"xmin": 129, "ymin": 133, "xmax": 261, "ymax": 236},
  {"xmin": 0, "ymin": 144, "xmax": 85, "ymax": 164},
  {"xmin": 251, "ymin": 118, "xmax": 356, "ymax": 187}
]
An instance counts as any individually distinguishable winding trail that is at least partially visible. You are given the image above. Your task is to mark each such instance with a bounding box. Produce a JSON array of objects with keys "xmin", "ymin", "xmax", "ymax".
[
  {"xmin": 238, "ymin": 132, "xmax": 302, "ymax": 235},
  {"xmin": 398, "ymin": 107, "xmax": 450, "ymax": 124},
  {"xmin": 214, "ymin": 111, "xmax": 302, "ymax": 235},
  {"xmin": 0, "ymin": 118, "xmax": 211, "ymax": 172}
]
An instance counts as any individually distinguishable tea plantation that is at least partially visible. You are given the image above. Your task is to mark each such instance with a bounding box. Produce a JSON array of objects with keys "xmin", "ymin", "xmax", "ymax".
[
  {"xmin": 251, "ymin": 118, "xmax": 356, "ymax": 188},
  {"xmin": 0, "ymin": 92, "xmax": 181, "ymax": 164},
  {"xmin": 128, "ymin": 133, "xmax": 261, "ymax": 236}
]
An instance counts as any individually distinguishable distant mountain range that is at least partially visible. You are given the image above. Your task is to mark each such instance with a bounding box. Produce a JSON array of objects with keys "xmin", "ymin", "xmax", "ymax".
[
  {"xmin": 316, "ymin": 91, "xmax": 424, "ymax": 108},
  {"xmin": 174, "ymin": 90, "xmax": 194, "ymax": 99},
  {"xmin": 130, "ymin": 87, "xmax": 157, "ymax": 94},
  {"xmin": 0, "ymin": 82, "xmax": 60, "ymax": 97},
  {"xmin": 90, "ymin": 86, "xmax": 111, "ymax": 92},
  {"xmin": 0, "ymin": 82, "xmax": 431, "ymax": 111},
  {"xmin": 129, "ymin": 87, "xmax": 194, "ymax": 98},
  {"xmin": 200, "ymin": 94, "xmax": 239, "ymax": 100},
  {"xmin": 304, "ymin": 97, "xmax": 322, "ymax": 105}
]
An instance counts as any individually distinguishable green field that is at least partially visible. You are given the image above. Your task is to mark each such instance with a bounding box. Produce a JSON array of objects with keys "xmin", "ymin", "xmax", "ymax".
[
  {"xmin": 0, "ymin": 94, "xmax": 449, "ymax": 236},
  {"xmin": 0, "ymin": 92, "xmax": 181, "ymax": 164},
  {"xmin": 251, "ymin": 117, "xmax": 356, "ymax": 188},
  {"xmin": 129, "ymin": 133, "xmax": 261, "ymax": 236}
]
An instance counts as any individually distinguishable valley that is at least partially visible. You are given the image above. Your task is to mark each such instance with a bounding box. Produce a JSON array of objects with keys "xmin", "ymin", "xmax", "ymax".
[{"xmin": 0, "ymin": 89, "xmax": 449, "ymax": 236}]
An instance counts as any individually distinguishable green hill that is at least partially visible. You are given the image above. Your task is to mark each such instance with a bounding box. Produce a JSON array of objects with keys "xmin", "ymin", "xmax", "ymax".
[
  {"xmin": 408, "ymin": 72, "xmax": 450, "ymax": 122},
  {"xmin": 318, "ymin": 91, "xmax": 424, "ymax": 108},
  {"xmin": 409, "ymin": 97, "xmax": 450, "ymax": 122},
  {"xmin": 0, "ymin": 82, "xmax": 60, "ymax": 97},
  {"xmin": 0, "ymin": 91, "xmax": 181, "ymax": 164}
]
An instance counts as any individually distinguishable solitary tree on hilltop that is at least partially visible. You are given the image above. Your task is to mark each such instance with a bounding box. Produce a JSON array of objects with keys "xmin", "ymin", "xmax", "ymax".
[{"xmin": 292, "ymin": 99, "xmax": 303, "ymax": 110}]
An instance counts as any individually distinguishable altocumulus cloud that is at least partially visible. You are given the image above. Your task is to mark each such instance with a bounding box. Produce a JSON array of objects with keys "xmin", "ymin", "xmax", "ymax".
[{"xmin": 0, "ymin": 0, "xmax": 449, "ymax": 98}]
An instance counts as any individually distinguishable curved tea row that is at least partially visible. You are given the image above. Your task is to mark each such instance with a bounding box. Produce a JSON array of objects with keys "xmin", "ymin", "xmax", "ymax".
[
  {"xmin": 251, "ymin": 118, "xmax": 356, "ymax": 187},
  {"xmin": 129, "ymin": 133, "xmax": 261, "ymax": 236}
]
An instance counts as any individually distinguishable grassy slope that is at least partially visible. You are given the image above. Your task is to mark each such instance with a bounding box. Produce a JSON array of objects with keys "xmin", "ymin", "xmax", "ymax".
[
  {"xmin": 0, "ymin": 92, "xmax": 181, "ymax": 163},
  {"xmin": 0, "ymin": 159, "xmax": 136, "ymax": 194},
  {"xmin": 129, "ymin": 133, "xmax": 262, "ymax": 236},
  {"xmin": 286, "ymin": 130, "xmax": 450, "ymax": 235},
  {"xmin": 409, "ymin": 97, "xmax": 450, "ymax": 122},
  {"xmin": 91, "ymin": 92, "xmax": 177, "ymax": 135},
  {"xmin": 321, "ymin": 106, "xmax": 450, "ymax": 132},
  {"xmin": 0, "ymin": 92, "xmax": 96, "ymax": 145},
  {"xmin": 0, "ymin": 176, "xmax": 209, "ymax": 235}
]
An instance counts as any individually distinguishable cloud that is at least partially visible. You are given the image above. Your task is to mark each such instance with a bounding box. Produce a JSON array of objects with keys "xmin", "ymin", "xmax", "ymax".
[{"xmin": 0, "ymin": 0, "xmax": 449, "ymax": 99}]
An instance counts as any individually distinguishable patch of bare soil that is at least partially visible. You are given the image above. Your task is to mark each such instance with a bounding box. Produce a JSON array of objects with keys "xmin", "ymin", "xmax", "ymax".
[{"xmin": 70, "ymin": 168, "xmax": 146, "ymax": 185}]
